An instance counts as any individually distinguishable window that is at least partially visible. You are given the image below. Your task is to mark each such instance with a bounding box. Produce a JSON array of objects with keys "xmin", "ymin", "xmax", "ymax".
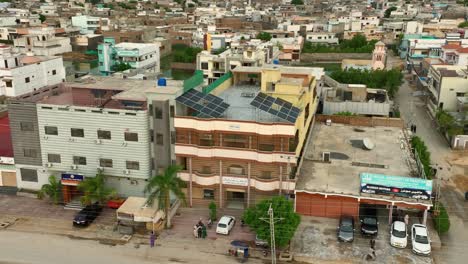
[
  {"xmin": 224, "ymin": 134, "xmax": 247, "ymax": 148},
  {"xmin": 126, "ymin": 161, "xmax": 140, "ymax": 170},
  {"xmin": 228, "ymin": 164, "xmax": 244, "ymax": 175},
  {"xmin": 260, "ymin": 171, "xmax": 272, "ymax": 179},
  {"xmin": 52, "ymin": 69, "xmax": 56, "ymax": 75},
  {"xmin": 5, "ymin": 80, "xmax": 12, "ymax": 87},
  {"xmin": 71, "ymin": 128, "xmax": 84, "ymax": 137},
  {"xmin": 44, "ymin": 126, "xmax": 58, "ymax": 135},
  {"xmin": 48, "ymin": 154, "xmax": 61, "ymax": 163},
  {"xmin": 100, "ymin": 158, "xmax": 113, "ymax": 168},
  {"xmin": 20, "ymin": 122, "xmax": 34, "ymax": 131},
  {"xmin": 203, "ymin": 189, "xmax": 214, "ymax": 199},
  {"xmin": 20, "ymin": 168, "xmax": 38, "ymax": 182},
  {"xmin": 200, "ymin": 166, "xmax": 212, "ymax": 174},
  {"xmin": 97, "ymin": 130, "xmax": 111, "ymax": 139},
  {"xmin": 171, "ymin": 131, "xmax": 176, "ymax": 144},
  {"xmin": 170, "ymin": 105, "xmax": 175, "ymax": 118},
  {"xmin": 156, "ymin": 133, "xmax": 164, "ymax": 145},
  {"xmin": 73, "ymin": 156, "xmax": 87, "ymax": 165},
  {"xmin": 124, "ymin": 132, "xmax": 138, "ymax": 142},
  {"xmin": 154, "ymin": 106, "xmax": 163, "ymax": 119},
  {"xmin": 201, "ymin": 62, "xmax": 208, "ymax": 70},
  {"xmin": 199, "ymin": 134, "xmax": 214, "ymax": 146},
  {"xmin": 23, "ymin": 148, "xmax": 37, "ymax": 158},
  {"xmin": 25, "ymin": 77, "xmax": 30, "ymax": 83}
]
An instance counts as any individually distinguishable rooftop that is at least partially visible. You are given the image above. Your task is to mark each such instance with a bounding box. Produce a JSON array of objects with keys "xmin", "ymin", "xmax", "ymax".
[{"xmin": 296, "ymin": 123, "xmax": 430, "ymax": 205}]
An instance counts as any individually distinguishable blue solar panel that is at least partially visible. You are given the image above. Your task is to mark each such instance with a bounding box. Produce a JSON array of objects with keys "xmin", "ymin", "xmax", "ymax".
[
  {"xmin": 249, "ymin": 92, "xmax": 301, "ymax": 123},
  {"xmin": 176, "ymin": 89, "xmax": 230, "ymax": 118}
]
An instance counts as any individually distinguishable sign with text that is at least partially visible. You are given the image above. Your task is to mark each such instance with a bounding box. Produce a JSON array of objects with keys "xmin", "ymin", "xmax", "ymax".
[
  {"xmin": 360, "ymin": 173, "xmax": 432, "ymax": 200},
  {"xmin": 222, "ymin": 176, "xmax": 248, "ymax": 186},
  {"xmin": 61, "ymin": 173, "xmax": 84, "ymax": 186}
]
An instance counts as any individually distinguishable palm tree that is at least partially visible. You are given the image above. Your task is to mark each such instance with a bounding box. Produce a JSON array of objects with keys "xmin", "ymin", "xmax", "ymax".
[
  {"xmin": 144, "ymin": 165, "xmax": 186, "ymax": 228},
  {"xmin": 77, "ymin": 171, "xmax": 116, "ymax": 206},
  {"xmin": 37, "ymin": 175, "xmax": 62, "ymax": 204}
]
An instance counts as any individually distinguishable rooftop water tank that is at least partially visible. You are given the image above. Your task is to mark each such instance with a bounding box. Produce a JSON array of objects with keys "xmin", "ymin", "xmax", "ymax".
[
  {"xmin": 157, "ymin": 78, "xmax": 167, "ymax": 87},
  {"xmin": 273, "ymin": 59, "xmax": 279, "ymax": 65}
]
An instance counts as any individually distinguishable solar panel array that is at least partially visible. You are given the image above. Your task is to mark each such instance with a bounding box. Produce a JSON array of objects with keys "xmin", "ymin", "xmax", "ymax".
[
  {"xmin": 176, "ymin": 89, "xmax": 229, "ymax": 118},
  {"xmin": 250, "ymin": 92, "xmax": 301, "ymax": 123}
]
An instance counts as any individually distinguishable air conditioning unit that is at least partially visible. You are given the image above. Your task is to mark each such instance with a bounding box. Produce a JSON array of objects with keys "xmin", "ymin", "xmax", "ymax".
[
  {"xmin": 43, "ymin": 136, "xmax": 48, "ymax": 140},
  {"xmin": 122, "ymin": 142, "xmax": 128, "ymax": 147},
  {"xmin": 46, "ymin": 163, "xmax": 53, "ymax": 168},
  {"xmin": 71, "ymin": 165, "xmax": 78, "ymax": 170},
  {"xmin": 69, "ymin": 138, "xmax": 75, "ymax": 142},
  {"xmin": 94, "ymin": 139, "xmax": 102, "ymax": 144},
  {"xmin": 130, "ymin": 180, "xmax": 138, "ymax": 185},
  {"xmin": 97, "ymin": 166, "xmax": 104, "ymax": 172},
  {"xmin": 123, "ymin": 169, "xmax": 130, "ymax": 175}
]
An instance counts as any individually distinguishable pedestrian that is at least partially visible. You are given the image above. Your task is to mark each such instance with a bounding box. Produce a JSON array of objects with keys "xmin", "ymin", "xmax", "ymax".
[
  {"xmin": 198, "ymin": 218, "xmax": 204, "ymax": 227},
  {"xmin": 193, "ymin": 225, "xmax": 198, "ymax": 238},
  {"xmin": 201, "ymin": 224, "xmax": 207, "ymax": 239},
  {"xmin": 404, "ymin": 214, "xmax": 409, "ymax": 226},
  {"xmin": 370, "ymin": 239, "xmax": 375, "ymax": 250},
  {"xmin": 197, "ymin": 225, "xmax": 202, "ymax": 238},
  {"xmin": 150, "ymin": 231, "xmax": 155, "ymax": 248}
]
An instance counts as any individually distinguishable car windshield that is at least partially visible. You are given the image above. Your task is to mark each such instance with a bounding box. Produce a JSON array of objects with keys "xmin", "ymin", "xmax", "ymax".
[
  {"xmin": 218, "ymin": 223, "xmax": 227, "ymax": 228},
  {"xmin": 341, "ymin": 224, "xmax": 353, "ymax": 232},
  {"xmin": 363, "ymin": 218, "xmax": 377, "ymax": 225},
  {"xmin": 415, "ymin": 234, "xmax": 429, "ymax": 244},
  {"xmin": 392, "ymin": 228, "xmax": 406, "ymax": 238}
]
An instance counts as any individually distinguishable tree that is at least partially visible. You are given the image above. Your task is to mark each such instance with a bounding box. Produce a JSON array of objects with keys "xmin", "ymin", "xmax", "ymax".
[
  {"xmin": 243, "ymin": 196, "xmax": 300, "ymax": 248},
  {"xmin": 291, "ymin": 0, "xmax": 304, "ymax": 5},
  {"xmin": 433, "ymin": 202, "xmax": 450, "ymax": 234},
  {"xmin": 458, "ymin": 21, "xmax": 468, "ymax": 28},
  {"xmin": 144, "ymin": 165, "xmax": 186, "ymax": 228},
  {"xmin": 77, "ymin": 172, "xmax": 116, "ymax": 205},
  {"xmin": 111, "ymin": 62, "xmax": 132, "ymax": 72},
  {"xmin": 37, "ymin": 175, "xmax": 62, "ymax": 204},
  {"xmin": 209, "ymin": 201, "xmax": 217, "ymax": 221},
  {"xmin": 39, "ymin": 14, "xmax": 46, "ymax": 23},
  {"xmin": 384, "ymin": 6, "xmax": 397, "ymax": 18},
  {"xmin": 256, "ymin": 32, "xmax": 272, "ymax": 41}
]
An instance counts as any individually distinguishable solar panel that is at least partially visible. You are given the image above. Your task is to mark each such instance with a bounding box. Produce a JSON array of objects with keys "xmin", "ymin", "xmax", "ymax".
[
  {"xmin": 176, "ymin": 89, "xmax": 230, "ymax": 118},
  {"xmin": 249, "ymin": 92, "xmax": 301, "ymax": 123}
]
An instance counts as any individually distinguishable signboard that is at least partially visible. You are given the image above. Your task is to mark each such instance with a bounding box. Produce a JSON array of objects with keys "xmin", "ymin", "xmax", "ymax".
[
  {"xmin": 61, "ymin": 173, "xmax": 84, "ymax": 186},
  {"xmin": 360, "ymin": 173, "xmax": 432, "ymax": 200},
  {"xmin": 222, "ymin": 177, "xmax": 248, "ymax": 187},
  {"xmin": 0, "ymin": 156, "xmax": 14, "ymax": 165}
]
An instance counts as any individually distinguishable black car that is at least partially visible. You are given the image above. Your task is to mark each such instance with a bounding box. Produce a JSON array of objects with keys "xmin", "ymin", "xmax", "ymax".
[
  {"xmin": 360, "ymin": 208, "xmax": 378, "ymax": 236},
  {"xmin": 73, "ymin": 203, "xmax": 103, "ymax": 227},
  {"xmin": 337, "ymin": 216, "xmax": 354, "ymax": 242}
]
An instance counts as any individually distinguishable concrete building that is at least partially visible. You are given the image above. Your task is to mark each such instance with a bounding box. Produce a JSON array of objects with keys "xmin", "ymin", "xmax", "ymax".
[
  {"xmin": 98, "ymin": 38, "xmax": 160, "ymax": 76},
  {"xmin": 341, "ymin": 41, "xmax": 387, "ymax": 71},
  {"xmin": 174, "ymin": 65, "xmax": 320, "ymax": 209},
  {"xmin": 71, "ymin": 15, "xmax": 110, "ymax": 34},
  {"xmin": 13, "ymin": 27, "xmax": 72, "ymax": 56},
  {"xmin": 0, "ymin": 46, "xmax": 65, "ymax": 97},
  {"xmin": 441, "ymin": 44, "xmax": 468, "ymax": 66},
  {"xmin": 0, "ymin": 112, "xmax": 16, "ymax": 190},
  {"xmin": 305, "ymin": 32, "xmax": 339, "ymax": 45}
]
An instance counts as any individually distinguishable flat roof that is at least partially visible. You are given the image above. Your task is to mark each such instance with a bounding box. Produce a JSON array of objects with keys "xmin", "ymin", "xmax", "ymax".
[{"xmin": 296, "ymin": 123, "xmax": 431, "ymax": 205}]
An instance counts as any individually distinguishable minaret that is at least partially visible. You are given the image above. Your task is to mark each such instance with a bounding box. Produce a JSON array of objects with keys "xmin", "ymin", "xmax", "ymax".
[{"xmin": 371, "ymin": 41, "xmax": 386, "ymax": 70}]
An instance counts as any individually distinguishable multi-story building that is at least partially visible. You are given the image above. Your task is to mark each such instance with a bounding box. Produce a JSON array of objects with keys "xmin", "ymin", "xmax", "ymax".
[
  {"xmin": 305, "ymin": 32, "xmax": 339, "ymax": 45},
  {"xmin": 98, "ymin": 38, "xmax": 160, "ymax": 76},
  {"xmin": 13, "ymin": 27, "xmax": 72, "ymax": 56},
  {"xmin": 441, "ymin": 44, "xmax": 468, "ymax": 66},
  {"xmin": 71, "ymin": 15, "xmax": 110, "ymax": 34},
  {"xmin": 173, "ymin": 65, "xmax": 321, "ymax": 209},
  {"xmin": 0, "ymin": 46, "xmax": 65, "ymax": 97}
]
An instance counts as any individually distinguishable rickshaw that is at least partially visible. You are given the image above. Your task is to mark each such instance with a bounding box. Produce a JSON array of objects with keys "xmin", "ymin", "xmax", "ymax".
[{"xmin": 228, "ymin": 240, "xmax": 249, "ymax": 263}]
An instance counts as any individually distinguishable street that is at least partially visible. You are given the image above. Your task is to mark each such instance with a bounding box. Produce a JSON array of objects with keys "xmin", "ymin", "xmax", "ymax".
[{"xmin": 395, "ymin": 76, "xmax": 468, "ymax": 264}]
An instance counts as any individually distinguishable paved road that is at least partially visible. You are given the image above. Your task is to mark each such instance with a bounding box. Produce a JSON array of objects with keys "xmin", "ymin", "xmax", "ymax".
[{"xmin": 395, "ymin": 76, "xmax": 468, "ymax": 264}]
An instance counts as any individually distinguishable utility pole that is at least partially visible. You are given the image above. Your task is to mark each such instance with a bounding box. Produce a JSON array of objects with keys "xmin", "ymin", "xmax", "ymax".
[{"xmin": 260, "ymin": 204, "xmax": 284, "ymax": 264}]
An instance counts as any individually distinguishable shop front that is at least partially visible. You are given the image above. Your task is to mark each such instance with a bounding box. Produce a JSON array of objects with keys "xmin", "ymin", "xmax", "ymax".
[{"xmin": 61, "ymin": 173, "xmax": 84, "ymax": 204}]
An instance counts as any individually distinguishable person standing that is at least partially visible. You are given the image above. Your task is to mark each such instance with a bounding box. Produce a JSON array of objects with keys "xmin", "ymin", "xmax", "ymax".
[
  {"xmin": 197, "ymin": 225, "xmax": 202, "ymax": 238},
  {"xmin": 404, "ymin": 214, "xmax": 409, "ymax": 226},
  {"xmin": 150, "ymin": 231, "xmax": 155, "ymax": 248},
  {"xmin": 201, "ymin": 224, "xmax": 207, "ymax": 239}
]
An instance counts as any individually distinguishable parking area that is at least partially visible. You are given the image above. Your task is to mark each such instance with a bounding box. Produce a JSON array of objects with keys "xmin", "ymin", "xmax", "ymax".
[{"xmin": 291, "ymin": 214, "xmax": 432, "ymax": 264}]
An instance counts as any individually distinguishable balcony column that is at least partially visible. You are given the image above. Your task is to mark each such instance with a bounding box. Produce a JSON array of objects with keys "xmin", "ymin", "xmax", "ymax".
[
  {"xmin": 247, "ymin": 162, "xmax": 251, "ymax": 207},
  {"xmin": 219, "ymin": 160, "xmax": 223, "ymax": 208},
  {"xmin": 189, "ymin": 157, "xmax": 193, "ymax": 207},
  {"xmin": 279, "ymin": 165, "xmax": 283, "ymax": 195}
]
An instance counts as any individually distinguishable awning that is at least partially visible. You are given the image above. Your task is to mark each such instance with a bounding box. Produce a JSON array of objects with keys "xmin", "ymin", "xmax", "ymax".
[{"xmin": 116, "ymin": 196, "xmax": 164, "ymax": 223}]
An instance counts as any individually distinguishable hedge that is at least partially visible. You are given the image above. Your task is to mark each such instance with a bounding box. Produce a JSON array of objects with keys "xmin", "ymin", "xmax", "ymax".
[
  {"xmin": 410, "ymin": 136, "xmax": 433, "ymax": 179},
  {"xmin": 433, "ymin": 202, "xmax": 450, "ymax": 234}
]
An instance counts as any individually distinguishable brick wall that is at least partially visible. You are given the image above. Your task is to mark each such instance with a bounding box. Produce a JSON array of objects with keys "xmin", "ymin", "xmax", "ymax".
[{"xmin": 316, "ymin": 114, "xmax": 404, "ymax": 128}]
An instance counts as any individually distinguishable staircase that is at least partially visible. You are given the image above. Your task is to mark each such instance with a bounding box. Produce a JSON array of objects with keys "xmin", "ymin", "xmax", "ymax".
[
  {"xmin": 64, "ymin": 199, "xmax": 84, "ymax": 211},
  {"xmin": 0, "ymin": 186, "xmax": 18, "ymax": 196}
]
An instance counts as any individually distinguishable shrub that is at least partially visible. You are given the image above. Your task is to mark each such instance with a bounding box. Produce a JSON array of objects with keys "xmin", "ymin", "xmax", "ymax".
[
  {"xmin": 433, "ymin": 202, "xmax": 450, "ymax": 234},
  {"xmin": 209, "ymin": 201, "xmax": 217, "ymax": 221},
  {"xmin": 410, "ymin": 136, "xmax": 433, "ymax": 179}
]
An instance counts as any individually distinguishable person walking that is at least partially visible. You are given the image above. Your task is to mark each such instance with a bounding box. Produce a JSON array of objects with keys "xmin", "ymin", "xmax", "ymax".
[
  {"xmin": 201, "ymin": 224, "xmax": 207, "ymax": 239},
  {"xmin": 193, "ymin": 225, "xmax": 198, "ymax": 238},
  {"xmin": 370, "ymin": 239, "xmax": 375, "ymax": 250},
  {"xmin": 197, "ymin": 225, "xmax": 202, "ymax": 238},
  {"xmin": 404, "ymin": 214, "xmax": 409, "ymax": 226},
  {"xmin": 150, "ymin": 231, "xmax": 155, "ymax": 248}
]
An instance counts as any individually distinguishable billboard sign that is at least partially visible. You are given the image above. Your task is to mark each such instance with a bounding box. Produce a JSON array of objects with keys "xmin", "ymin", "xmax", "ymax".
[
  {"xmin": 360, "ymin": 173, "xmax": 432, "ymax": 200},
  {"xmin": 61, "ymin": 173, "xmax": 84, "ymax": 186}
]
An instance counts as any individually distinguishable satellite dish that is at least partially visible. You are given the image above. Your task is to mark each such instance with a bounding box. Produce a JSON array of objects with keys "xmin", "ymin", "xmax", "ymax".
[{"xmin": 363, "ymin": 138, "xmax": 375, "ymax": 150}]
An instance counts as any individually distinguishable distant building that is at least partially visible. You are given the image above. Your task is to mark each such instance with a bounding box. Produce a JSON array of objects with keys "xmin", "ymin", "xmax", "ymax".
[
  {"xmin": 71, "ymin": 15, "xmax": 110, "ymax": 34},
  {"xmin": 13, "ymin": 27, "xmax": 72, "ymax": 56},
  {"xmin": 341, "ymin": 41, "xmax": 386, "ymax": 71}
]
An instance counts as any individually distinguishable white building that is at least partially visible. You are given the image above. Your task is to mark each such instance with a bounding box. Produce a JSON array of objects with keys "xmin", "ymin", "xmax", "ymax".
[
  {"xmin": 71, "ymin": 15, "xmax": 110, "ymax": 34},
  {"xmin": 0, "ymin": 46, "xmax": 65, "ymax": 97},
  {"xmin": 13, "ymin": 27, "xmax": 72, "ymax": 56},
  {"xmin": 305, "ymin": 32, "xmax": 339, "ymax": 45}
]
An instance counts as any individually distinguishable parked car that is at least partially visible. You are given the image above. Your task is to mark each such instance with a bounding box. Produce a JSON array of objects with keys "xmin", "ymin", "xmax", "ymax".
[
  {"xmin": 255, "ymin": 234, "xmax": 268, "ymax": 247},
  {"xmin": 411, "ymin": 224, "xmax": 431, "ymax": 256},
  {"xmin": 73, "ymin": 203, "xmax": 103, "ymax": 227},
  {"xmin": 216, "ymin": 215, "xmax": 236, "ymax": 235},
  {"xmin": 337, "ymin": 216, "xmax": 355, "ymax": 242},
  {"xmin": 390, "ymin": 221, "xmax": 407, "ymax": 248},
  {"xmin": 360, "ymin": 208, "xmax": 378, "ymax": 236}
]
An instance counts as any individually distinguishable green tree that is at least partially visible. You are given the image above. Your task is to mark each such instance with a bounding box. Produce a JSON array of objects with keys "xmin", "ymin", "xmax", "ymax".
[
  {"xmin": 112, "ymin": 62, "xmax": 132, "ymax": 72},
  {"xmin": 384, "ymin": 6, "xmax": 397, "ymax": 18},
  {"xmin": 37, "ymin": 175, "xmax": 62, "ymax": 204},
  {"xmin": 39, "ymin": 14, "xmax": 46, "ymax": 23},
  {"xmin": 243, "ymin": 196, "xmax": 300, "ymax": 248},
  {"xmin": 172, "ymin": 44, "xmax": 202, "ymax": 63},
  {"xmin": 78, "ymin": 172, "xmax": 116, "ymax": 205},
  {"xmin": 335, "ymin": 111, "xmax": 356, "ymax": 116},
  {"xmin": 433, "ymin": 202, "xmax": 450, "ymax": 233},
  {"xmin": 291, "ymin": 0, "xmax": 304, "ymax": 5},
  {"xmin": 256, "ymin": 32, "xmax": 272, "ymax": 41},
  {"xmin": 458, "ymin": 21, "xmax": 468, "ymax": 28},
  {"xmin": 144, "ymin": 165, "xmax": 186, "ymax": 228},
  {"xmin": 209, "ymin": 201, "xmax": 217, "ymax": 221}
]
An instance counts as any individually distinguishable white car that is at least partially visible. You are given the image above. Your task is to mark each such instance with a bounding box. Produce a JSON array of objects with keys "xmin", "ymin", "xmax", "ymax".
[
  {"xmin": 390, "ymin": 221, "xmax": 407, "ymax": 248},
  {"xmin": 411, "ymin": 224, "xmax": 431, "ymax": 256},
  {"xmin": 216, "ymin": 215, "xmax": 236, "ymax": 235}
]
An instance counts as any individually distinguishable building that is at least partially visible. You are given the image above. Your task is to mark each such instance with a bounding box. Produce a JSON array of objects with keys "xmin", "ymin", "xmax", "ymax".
[
  {"xmin": 7, "ymin": 76, "xmax": 187, "ymax": 200},
  {"xmin": 341, "ymin": 41, "xmax": 387, "ymax": 71},
  {"xmin": 13, "ymin": 27, "xmax": 72, "ymax": 56},
  {"xmin": 174, "ymin": 65, "xmax": 321, "ymax": 209},
  {"xmin": 0, "ymin": 111, "xmax": 16, "ymax": 190},
  {"xmin": 295, "ymin": 120, "xmax": 433, "ymax": 225},
  {"xmin": 71, "ymin": 34, "xmax": 104, "ymax": 52},
  {"xmin": 98, "ymin": 38, "xmax": 160, "ymax": 76},
  {"xmin": 0, "ymin": 45, "xmax": 65, "ymax": 97},
  {"xmin": 71, "ymin": 15, "xmax": 110, "ymax": 34},
  {"xmin": 441, "ymin": 44, "xmax": 468, "ymax": 66},
  {"xmin": 305, "ymin": 32, "xmax": 339, "ymax": 45}
]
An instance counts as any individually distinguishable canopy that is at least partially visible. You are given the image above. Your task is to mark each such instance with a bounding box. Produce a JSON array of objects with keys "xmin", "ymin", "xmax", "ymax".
[{"xmin": 116, "ymin": 197, "xmax": 165, "ymax": 223}]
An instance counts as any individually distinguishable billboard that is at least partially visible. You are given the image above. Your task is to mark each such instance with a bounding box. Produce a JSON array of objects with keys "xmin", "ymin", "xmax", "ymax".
[
  {"xmin": 61, "ymin": 173, "xmax": 84, "ymax": 186},
  {"xmin": 360, "ymin": 173, "xmax": 433, "ymax": 200}
]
